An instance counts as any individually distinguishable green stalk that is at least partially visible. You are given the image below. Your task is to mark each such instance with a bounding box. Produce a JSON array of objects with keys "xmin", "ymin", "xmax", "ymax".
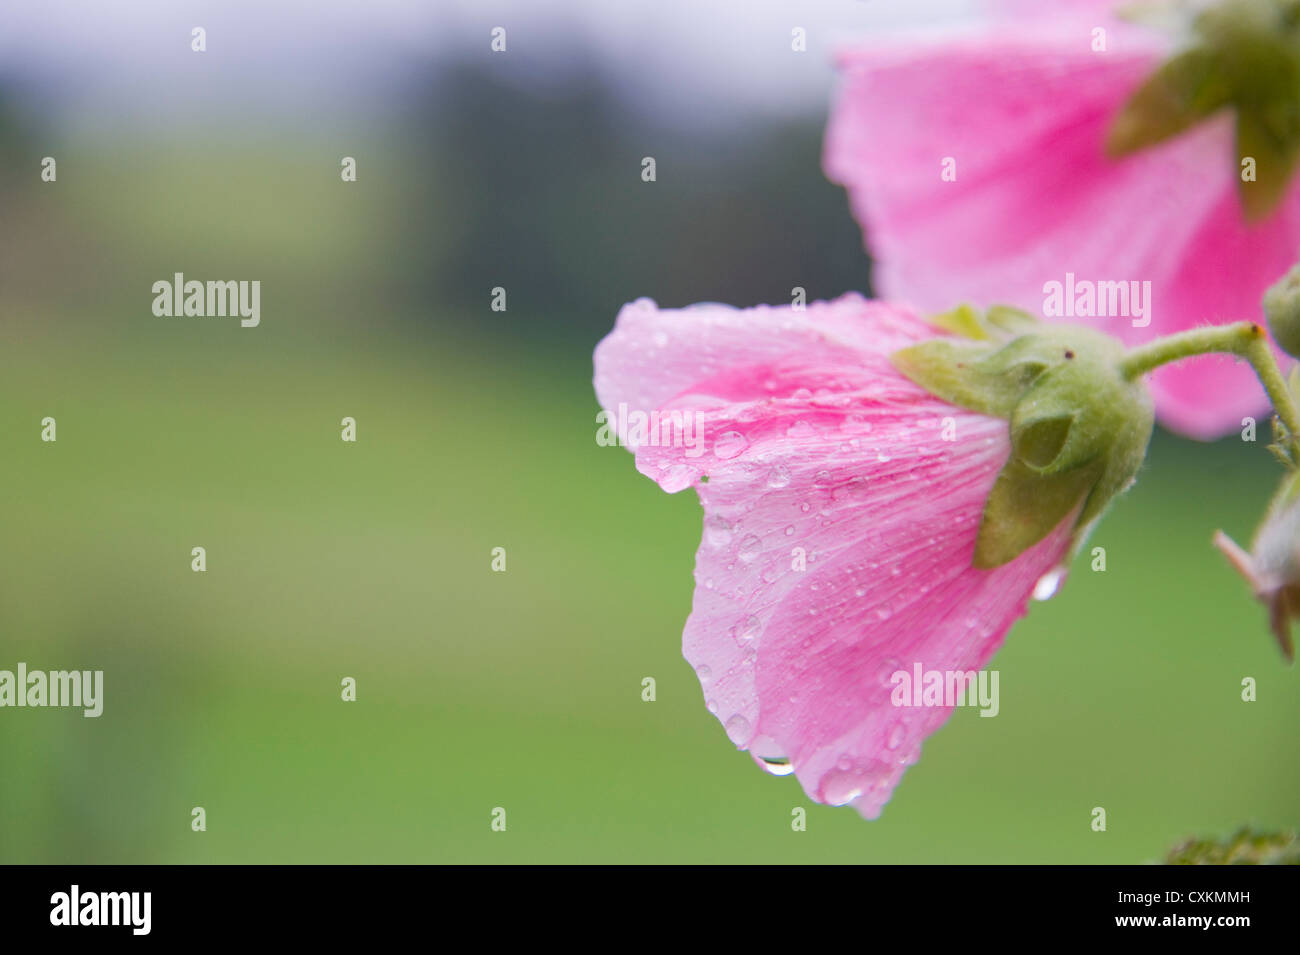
[{"xmin": 1119, "ymin": 321, "xmax": 1300, "ymax": 441}]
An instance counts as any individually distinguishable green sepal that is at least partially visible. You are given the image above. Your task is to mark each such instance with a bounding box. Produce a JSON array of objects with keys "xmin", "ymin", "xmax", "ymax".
[
  {"xmin": 927, "ymin": 304, "xmax": 991, "ymax": 341},
  {"xmin": 891, "ymin": 339, "xmax": 1014, "ymax": 419},
  {"xmin": 1236, "ymin": 105, "xmax": 1300, "ymax": 222},
  {"xmin": 924, "ymin": 303, "xmax": 1039, "ymax": 342},
  {"xmin": 975, "ymin": 455, "xmax": 1104, "ymax": 568},
  {"xmin": 1106, "ymin": 47, "xmax": 1231, "ymax": 159}
]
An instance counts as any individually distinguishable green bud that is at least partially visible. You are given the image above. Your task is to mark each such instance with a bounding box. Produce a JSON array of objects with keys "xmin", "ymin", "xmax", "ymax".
[
  {"xmin": 1215, "ymin": 465, "xmax": 1300, "ymax": 661},
  {"xmin": 1262, "ymin": 263, "xmax": 1300, "ymax": 359},
  {"xmin": 892, "ymin": 306, "xmax": 1154, "ymax": 569}
]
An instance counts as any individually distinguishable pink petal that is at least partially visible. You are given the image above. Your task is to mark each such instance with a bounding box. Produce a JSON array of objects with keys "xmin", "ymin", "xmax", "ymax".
[
  {"xmin": 594, "ymin": 296, "xmax": 1072, "ymax": 818},
  {"xmin": 825, "ymin": 28, "xmax": 1296, "ymax": 439}
]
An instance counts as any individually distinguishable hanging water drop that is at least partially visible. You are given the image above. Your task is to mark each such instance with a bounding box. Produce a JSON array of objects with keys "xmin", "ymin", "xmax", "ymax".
[{"xmin": 1033, "ymin": 566, "xmax": 1065, "ymax": 601}]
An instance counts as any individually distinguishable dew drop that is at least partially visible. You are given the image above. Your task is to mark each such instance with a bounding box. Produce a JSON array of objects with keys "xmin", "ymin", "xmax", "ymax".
[
  {"xmin": 766, "ymin": 464, "xmax": 791, "ymax": 488},
  {"xmin": 696, "ymin": 664, "xmax": 712, "ymax": 682},
  {"xmin": 786, "ymin": 420, "xmax": 816, "ymax": 438},
  {"xmin": 738, "ymin": 534, "xmax": 763, "ymax": 563},
  {"xmin": 784, "ymin": 525, "xmax": 795, "ymax": 536},
  {"xmin": 652, "ymin": 330, "xmax": 669, "ymax": 347},
  {"xmin": 704, "ymin": 515, "xmax": 733, "ymax": 548},
  {"xmin": 706, "ymin": 699, "xmax": 718, "ymax": 713},
  {"xmin": 735, "ymin": 615, "xmax": 762, "ymax": 643},
  {"xmin": 886, "ymin": 722, "xmax": 907, "ymax": 751},
  {"xmin": 756, "ymin": 755, "xmax": 795, "ymax": 776},
  {"xmin": 821, "ymin": 768, "xmax": 866, "ymax": 807},
  {"xmin": 714, "ymin": 430, "xmax": 748, "ymax": 460},
  {"xmin": 1033, "ymin": 566, "xmax": 1065, "ymax": 601},
  {"xmin": 724, "ymin": 714, "xmax": 751, "ymax": 744}
]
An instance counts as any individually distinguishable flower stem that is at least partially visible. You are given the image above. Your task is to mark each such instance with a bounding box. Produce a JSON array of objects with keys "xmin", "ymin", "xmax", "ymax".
[{"xmin": 1119, "ymin": 322, "xmax": 1300, "ymax": 439}]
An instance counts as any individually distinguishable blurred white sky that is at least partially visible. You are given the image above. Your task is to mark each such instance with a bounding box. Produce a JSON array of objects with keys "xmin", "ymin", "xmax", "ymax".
[{"xmin": 0, "ymin": 0, "xmax": 979, "ymax": 129}]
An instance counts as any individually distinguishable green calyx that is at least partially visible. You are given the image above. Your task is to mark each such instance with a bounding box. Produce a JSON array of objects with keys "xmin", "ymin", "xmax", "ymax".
[
  {"xmin": 1108, "ymin": 0, "xmax": 1300, "ymax": 222},
  {"xmin": 892, "ymin": 305, "xmax": 1154, "ymax": 569}
]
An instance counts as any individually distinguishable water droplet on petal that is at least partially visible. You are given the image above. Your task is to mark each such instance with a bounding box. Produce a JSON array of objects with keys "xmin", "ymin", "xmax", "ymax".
[
  {"xmin": 724, "ymin": 714, "xmax": 751, "ymax": 744},
  {"xmin": 735, "ymin": 615, "xmax": 762, "ymax": 643},
  {"xmin": 652, "ymin": 330, "xmax": 669, "ymax": 347},
  {"xmin": 821, "ymin": 768, "xmax": 866, "ymax": 807},
  {"xmin": 714, "ymin": 430, "xmax": 748, "ymax": 459},
  {"xmin": 1033, "ymin": 566, "xmax": 1066, "ymax": 601},
  {"xmin": 705, "ymin": 515, "xmax": 733, "ymax": 548},
  {"xmin": 786, "ymin": 420, "xmax": 816, "ymax": 438},
  {"xmin": 706, "ymin": 699, "xmax": 718, "ymax": 713},
  {"xmin": 756, "ymin": 755, "xmax": 794, "ymax": 776},
  {"xmin": 886, "ymin": 722, "xmax": 907, "ymax": 751},
  {"xmin": 738, "ymin": 534, "xmax": 763, "ymax": 562},
  {"xmin": 784, "ymin": 525, "xmax": 795, "ymax": 536},
  {"xmin": 766, "ymin": 464, "xmax": 791, "ymax": 488},
  {"xmin": 696, "ymin": 664, "xmax": 712, "ymax": 682}
]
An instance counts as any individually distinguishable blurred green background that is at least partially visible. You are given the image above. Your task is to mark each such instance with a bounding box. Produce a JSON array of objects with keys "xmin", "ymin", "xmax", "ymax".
[{"xmin": 0, "ymin": 61, "xmax": 1296, "ymax": 864}]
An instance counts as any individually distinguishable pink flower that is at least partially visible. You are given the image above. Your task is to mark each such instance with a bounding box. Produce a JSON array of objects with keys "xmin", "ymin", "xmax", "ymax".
[
  {"xmin": 593, "ymin": 294, "xmax": 1074, "ymax": 818},
  {"xmin": 823, "ymin": 2, "xmax": 1300, "ymax": 439}
]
